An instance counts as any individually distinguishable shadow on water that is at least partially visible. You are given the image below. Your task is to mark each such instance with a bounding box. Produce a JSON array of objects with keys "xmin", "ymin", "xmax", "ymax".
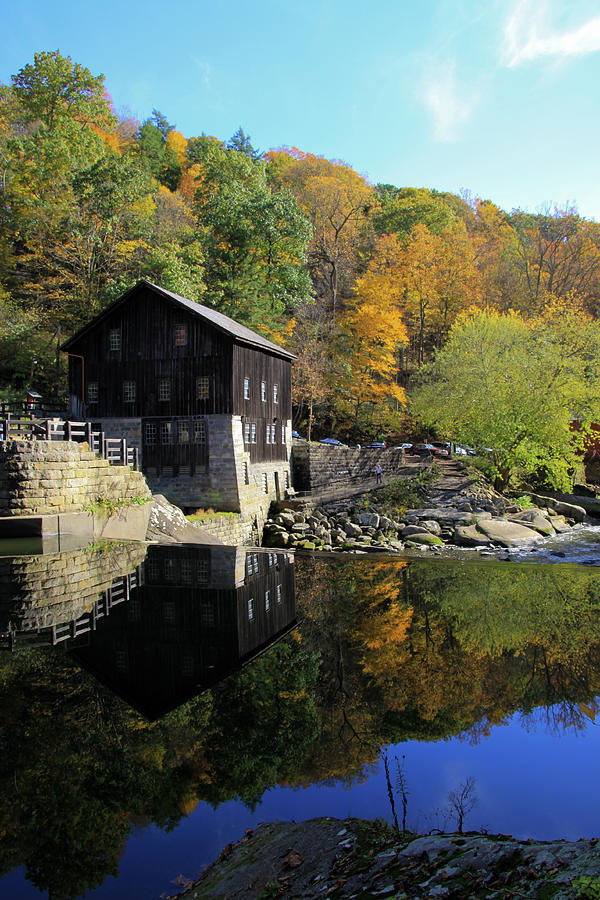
[{"xmin": 2, "ymin": 545, "xmax": 600, "ymax": 896}]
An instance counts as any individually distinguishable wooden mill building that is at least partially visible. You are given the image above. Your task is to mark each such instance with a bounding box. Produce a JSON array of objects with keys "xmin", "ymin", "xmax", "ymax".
[{"xmin": 61, "ymin": 280, "xmax": 295, "ymax": 515}]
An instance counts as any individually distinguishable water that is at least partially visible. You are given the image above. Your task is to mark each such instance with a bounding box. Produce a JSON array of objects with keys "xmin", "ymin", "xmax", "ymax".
[{"xmin": 2, "ymin": 537, "xmax": 600, "ymax": 898}]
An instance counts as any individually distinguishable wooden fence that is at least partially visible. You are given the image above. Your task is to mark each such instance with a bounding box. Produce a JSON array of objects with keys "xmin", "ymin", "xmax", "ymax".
[{"xmin": 0, "ymin": 416, "xmax": 139, "ymax": 471}]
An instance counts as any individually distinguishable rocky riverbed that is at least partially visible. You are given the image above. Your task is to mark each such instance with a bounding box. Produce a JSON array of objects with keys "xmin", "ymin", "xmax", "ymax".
[
  {"xmin": 167, "ymin": 817, "xmax": 600, "ymax": 899},
  {"xmin": 262, "ymin": 461, "xmax": 592, "ymax": 555}
]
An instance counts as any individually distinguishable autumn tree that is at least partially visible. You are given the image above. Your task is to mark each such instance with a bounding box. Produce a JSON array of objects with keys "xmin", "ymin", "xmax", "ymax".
[{"xmin": 266, "ymin": 149, "xmax": 373, "ymax": 322}]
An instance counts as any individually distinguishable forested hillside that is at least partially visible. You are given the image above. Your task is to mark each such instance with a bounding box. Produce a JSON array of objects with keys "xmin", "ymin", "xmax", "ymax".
[{"xmin": 3, "ymin": 50, "xmax": 600, "ymax": 441}]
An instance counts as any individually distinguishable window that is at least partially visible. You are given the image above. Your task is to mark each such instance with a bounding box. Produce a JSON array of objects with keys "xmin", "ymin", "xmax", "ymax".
[
  {"xmin": 244, "ymin": 422, "xmax": 251, "ymax": 445},
  {"xmin": 262, "ymin": 472, "xmax": 268, "ymax": 493},
  {"xmin": 194, "ymin": 420, "xmax": 206, "ymax": 444},
  {"xmin": 196, "ymin": 555, "xmax": 209, "ymax": 584},
  {"xmin": 251, "ymin": 423, "xmax": 257, "ymax": 443},
  {"xmin": 123, "ymin": 381, "xmax": 136, "ymax": 403},
  {"xmin": 163, "ymin": 600, "xmax": 176, "ymax": 621},
  {"xmin": 196, "ymin": 376, "xmax": 210, "ymax": 400},
  {"xmin": 145, "ymin": 423, "xmax": 157, "ymax": 445},
  {"xmin": 253, "ymin": 553, "xmax": 259, "ymax": 570},
  {"xmin": 109, "ymin": 328, "xmax": 121, "ymax": 351},
  {"xmin": 174, "ymin": 324, "xmax": 187, "ymax": 346},
  {"xmin": 281, "ymin": 425, "xmax": 286, "ymax": 444},
  {"xmin": 164, "ymin": 559, "xmax": 176, "ymax": 582},
  {"xmin": 181, "ymin": 656, "xmax": 194, "ymax": 677},
  {"xmin": 268, "ymin": 552, "xmax": 274, "ymax": 567},
  {"xmin": 276, "ymin": 584, "xmax": 282, "ymax": 604},
  {"xmin": 179, "ymin": 421, "xmax": 190, "ymax": 444},
  {"xmin": 261, "ymin": 381, "xmax": 267, "ymax": 402},
  {"xmin": 159, "ymin": 378, "xmax": 171, "ymax": 401},
  {"xmin": 285, "ymin": 470, "xmax": 290, "ymax": 489},
  {"xmin": 248, "ymin": 598, "xmax": 254, "ymax": 621},
  {"xmin": 247, "ymin": 555, "xmax": 253, "ymax": 576},
  {"xmin": 200, "ymin": 604, "xmax": 214, "ymax": 625},
  {"xmin": 181, "ymin": 559, "xmax": 193, "ymax": 583},
  {"xmin": 161, "ymin": 421, "xmax": 173, "ymax": 444},
  {"xmin": 265, "ymin": 590, "xmax": 270, "ymax": 612},
  {"xmin": 266, "ymin": 424, "xmax": 271, "ymax": 444},
  {"xmin": 243, "ymin": 377, "xmax": 250, "ymax": 400},
  {"xmin": 87, "ymin": 382, "xmax": 98, "ymax": 403},
  {"xmin": 273, "ymin": 384, "xmax": 279, "ymax": 404},
  {"xmin": 146, "ymin": 558, "xmax": 160, "ymax": 581}
]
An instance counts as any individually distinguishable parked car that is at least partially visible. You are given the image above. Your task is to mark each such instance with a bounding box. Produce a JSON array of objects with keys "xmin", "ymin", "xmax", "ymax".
[
  {"xmin": 291, "ymin": 430, "xmax": 304, "ymax": 440},
  {"xmin": 429, "ymin": 441, "xmax": 450, "ymax": 457},
  {"xmin": 454, "ymin": 445, "xmax": 468, "ymax": 456},
  {"xmin": 409, "ymin": 442, "xmax": 437, "ymax": 455},
  {"xmin": 393, "ymin": 442, "xmax": 413, "ymax": 450},
  {"xmin": 464, "ymin": 446, "xmax": 477, "ymax": 456},
  {"xmin": 319, "ymin": 437, "xmax": 346, "ymax": 446},
  {"xmin": 365, "ymin": 441, "xmax": 386, "ymax": 449}
]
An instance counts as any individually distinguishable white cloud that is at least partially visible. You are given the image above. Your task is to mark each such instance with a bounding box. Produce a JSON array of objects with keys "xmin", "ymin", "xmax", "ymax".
[
  {"xmin": 192, "ymin": 56, "xmax": 212, "ymax": 89},
  {"xmin": 423, "ymin": 62, "xmax": 475, "ymax": 142},
  {"xmin": 503, "ymin": 0, "xmax": 600, "ymax": 67}
]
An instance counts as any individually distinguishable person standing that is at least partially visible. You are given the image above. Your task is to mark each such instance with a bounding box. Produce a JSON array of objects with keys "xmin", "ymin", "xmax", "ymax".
[{"xmin": 375, "ymin": 463, "xmax": 383, "ymax": 484}]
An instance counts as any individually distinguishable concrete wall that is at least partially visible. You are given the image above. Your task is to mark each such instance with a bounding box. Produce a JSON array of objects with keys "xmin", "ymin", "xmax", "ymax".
[
  {"xmin": 291, "ymin": 443, "xmax": 406, "ymax": 493},
  {"xmin": 0, "ymin": 440, "xmax": 151, "ymax": 517}
]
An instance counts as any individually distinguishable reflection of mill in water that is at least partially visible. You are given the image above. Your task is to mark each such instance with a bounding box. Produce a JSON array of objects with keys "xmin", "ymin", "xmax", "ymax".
[{"xmin": 1, "ymin": 544, "xmax": 297, "ymax": 719}]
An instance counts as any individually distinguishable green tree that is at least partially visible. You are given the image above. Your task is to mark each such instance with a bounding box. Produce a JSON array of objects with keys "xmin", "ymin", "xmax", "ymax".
[{"xmin": 410, "ymin": 306, "xmax": 600, "ymax": 489}]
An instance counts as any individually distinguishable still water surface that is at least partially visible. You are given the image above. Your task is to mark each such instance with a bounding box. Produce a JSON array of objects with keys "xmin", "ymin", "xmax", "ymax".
[{"xmin": 2, "ymin": 540, "xmax": 600, "ymax": 898}]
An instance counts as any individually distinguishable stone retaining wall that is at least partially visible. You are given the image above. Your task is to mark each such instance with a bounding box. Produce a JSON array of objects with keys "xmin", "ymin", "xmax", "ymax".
[
  {"xmin": 0, "ymin": 440, "xmax": 151, "ymax": 517},
  {"xmin": 291, "ymin": 443, "xmax": 406, "ymax": 493},
  {"xmin": 190, "ymin": 513, "xmax": 257, "ymax": 546}
]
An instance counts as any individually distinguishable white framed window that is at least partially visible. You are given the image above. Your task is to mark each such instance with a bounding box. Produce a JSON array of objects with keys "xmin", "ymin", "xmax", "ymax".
[
  {"xmin": 262, "ymin": 472, "xmax": 268, "ymax": 493},
  {"xmin": 161, "ymin": 421, "xmax": 173, "ymax": 444},
  {"xmin": 281, "ymin": 425, "xmax": 286, "ymax": 444},
  {"xmin": 244, "ymin": 423, "xmax": 251, "ymax": 444},
  {"xmin": 87, "ymin": 382, "xmax": 98, "ymax": 403},
  {"xmin": 164, "ymin": 559, "xmax": 176, "ymax": 582},
  {"xmin": 261, "ymin": 381, "xmax": 267, "ymax": 402},
  {"xmin": 251, "ymin": 423, "xmax": 257, "ymax": 443},
  {"xmin": 248, "ymin": 598, "xmax": 254, "ymax": 621},
  {"xmin": 196, "ymin": 376, "xmax": 210, "ymax": 400},
  {"xmin": 159, "ymin": 378, "xmax": 171, "ymax": 401},
  {"xmin": 174, "ymin": 324, "xmax": 187, "ymax": 346},
  {"xmin": 265, "ymin": 590, "xmax": 270, "ymax": 611},
  {"xmin": 144, "ymin": 422, "xmax": 157, "ymax": 445},
  {"xmin": 266, "ymin": 424, "xmax": 271, "ymax": 444},
  {"xmin": 123, "ymin": 381, "xmax": 136, "ymax": 403},
  {"xmin": 109, "ymin": 328, "xmax": 121, "ymax": 351},
  {"xmin": 196, "ymin": 556, "xmax": 209, "ymax": 584},
  {"xmin": 268, "ymin": 552, "xmax": 274, "ymax": 566},
  {"xmin": 276, "ymin": 584, "xmax": 282, "ymax": 603},
  {"xmin": 273, "ymin": 384, "xmax": 279, "ymax": 404},
  {"xmin": 194, "ymin": 420, "xmax": 206, "ymax": 445},
  {"xmin": 178, "ymin": 421, "xmax": 190, "ymax": 444},
  {"xmin": 243, "ymin": 377, "xmax": 250, "ymax": 400}
]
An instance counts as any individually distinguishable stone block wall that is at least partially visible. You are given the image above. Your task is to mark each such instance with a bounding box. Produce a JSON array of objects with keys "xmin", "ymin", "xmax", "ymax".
[
  {"xmin": 291, "ymin": 443, "xmax": 406, "ymax": 493},
  {"xmin": 0, "ymin": 440, "xmax": 151, "ymax": 517},
  {"xmin": 0, "ymin": 542, "xmax": 147, "ymax": 632},
  {"xmin": 191, "ymin": 513, "xmax": 257, "ymax": 546}
]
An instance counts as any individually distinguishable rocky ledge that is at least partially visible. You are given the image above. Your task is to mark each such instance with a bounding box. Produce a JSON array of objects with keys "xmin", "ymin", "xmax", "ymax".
[
  {"xmin": 262, "ymin": 498, "xmax": 588, "ymax": 554},
  {"xmin": 168, "ymin": 817, "xmax": 600, "ymax": 899}
]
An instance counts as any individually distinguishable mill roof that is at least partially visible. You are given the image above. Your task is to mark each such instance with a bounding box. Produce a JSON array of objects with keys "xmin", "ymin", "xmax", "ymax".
[{"xmin": 61, "ymin": 280, "xmax": 296, "ymax": 360}]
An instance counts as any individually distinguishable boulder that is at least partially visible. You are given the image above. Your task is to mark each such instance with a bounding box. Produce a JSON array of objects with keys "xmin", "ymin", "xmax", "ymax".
[
  {"xmin": 475, "ymin": 517, "xmax": 544, "ymax": 547},
  {"xmin": 359, "ymin": 512, "xmax": 380, "ymax": 528},
  {"xmin": 507, "ymin": 510, "xmax": 555, "ymax": 536},
  {"xmin": 268, "ymin": 531, "xmax": 290, "ymax": 548},
  {"xmin": 343, "ymin": 521, "xmax": 363, "ymax": 538},
  {"xmin": 278, "ymin": 512, "xmax": 296, "ymax": 528},
  {"xmin": 453, "ymin": 525, "xmax": 493, "ymax": 548},
  {"xmin": 421, "ymin": 520, "xmax": 442, "ymax": 535},
  {"xmin": 407, "ymin": 532, "xmax": 444, "ymax": 546},
  {"xmin": 291, "ymin": 523, "xmax": 311, "ymax": 533},
  {"xmin": 528, "ymin": 493, "xmax": 587, "ymax": 523},
  {"xmin": 402, "ymin": 524, "xmax": 433, "ymax": 538}
]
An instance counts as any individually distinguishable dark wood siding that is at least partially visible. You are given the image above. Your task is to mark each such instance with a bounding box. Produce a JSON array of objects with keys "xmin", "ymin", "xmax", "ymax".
[
  {"xmin": 233, "ymin": 344, "xmax": 292, "ymax": 463},
  {"xmin": 66, "ymin": 287, "xmax": 233, "ymax": 418}
]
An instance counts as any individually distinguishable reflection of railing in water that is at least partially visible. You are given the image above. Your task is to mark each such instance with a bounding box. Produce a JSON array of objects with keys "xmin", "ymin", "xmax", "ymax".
[
  {"xmin": 0, "ymin": 417, "xmax": 139, "ymax": 470},
  {"xmin": 0, "ymin": 568, "xmax": 142, "ymax": 651}
]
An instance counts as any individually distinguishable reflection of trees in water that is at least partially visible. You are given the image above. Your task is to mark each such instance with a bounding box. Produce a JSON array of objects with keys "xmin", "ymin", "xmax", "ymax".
[{"xmin": 3, "ymin": 556, "xmax": 600, "ymax": 898}]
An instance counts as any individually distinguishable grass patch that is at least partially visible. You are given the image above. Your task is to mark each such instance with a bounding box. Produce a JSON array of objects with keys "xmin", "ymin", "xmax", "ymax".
[{"xmin": 362, "ymin": 463, "xmax": 441, "ymax": 517}]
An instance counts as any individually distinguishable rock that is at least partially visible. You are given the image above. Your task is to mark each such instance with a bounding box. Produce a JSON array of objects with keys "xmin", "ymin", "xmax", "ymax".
[
  {"xmin": 291, "ymin": 523, "xmax": 311, "ymax": 533},
  {"xmin": 421, "ymin": 520, "xmax": 442, "ymax": 535},
  {"xmin": 268, "ymin": 531, "xmax": 290, "ymax": 548},
  {"xmin": 307, "ymin": 516, "xmax": 320, "ymax": 529},
  {"xmin": 389, "ymin": 540, "xmax": 404, "ymax": 551},
  {"xmin": 404, "ymin": 531, "xmax": 444, "ymax": 546},
  {"xmin": 402, "ymin": 524, "xmax": 432, "ymax": 537},
  {"xmin": 379, "ymin": 515, "xmax": 393, "ymax": 530},
  {"xmin": 278, "ymin": 512, "xmax": 296, "ymax": 528},
  {"xmin": 475, "ymin": 517, "xmax": 544, "ymax": 547},
  {"xmin": 343, "ymin": 521, "xmax": 363, "ymax": 538},
  {"xmin": 297, "ymin": 540, "xmax": 317, "ymax": 550},
  {"xmin": 147, "ymin": 495, "xmax": 222, "ymax": 544},
  {"xmin": 528, "ymin": 493, "xmax": 587, "ymax": 523},
  {"xmin": 508, "ymin": 510, "xmax": 556, "ymax": 536},
  {"xmin": 293, "ymin": 512, "xmax": 306, "ymax": 523},
  {"xmin": 550, "ymin": 515, "xmax": 572, "ymax": 533},
  {"xmin": 359, "ymin": 512, "xmax": 380, "ymax": 528},
  {"xmin": 453, "ymin": 524, "xmax": 493, "ymax": 547}
]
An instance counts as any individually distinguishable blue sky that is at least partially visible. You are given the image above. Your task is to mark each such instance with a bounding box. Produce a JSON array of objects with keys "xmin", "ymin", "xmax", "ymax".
[{"xmin": 3, "ymin": 0, "xmax": 600, "ymax": 218}]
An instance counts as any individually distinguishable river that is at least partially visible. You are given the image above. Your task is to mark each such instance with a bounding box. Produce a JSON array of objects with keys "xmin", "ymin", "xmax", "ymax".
[{"xmin": 2, "ymin": 535, "xmax": 600, "ymax": 898}]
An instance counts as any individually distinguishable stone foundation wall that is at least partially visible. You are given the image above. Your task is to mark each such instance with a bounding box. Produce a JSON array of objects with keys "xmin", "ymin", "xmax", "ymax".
[
  {"xmin": 291, "ymin": 443, "xmax": 406, "ymax": 493},
  {"xmin": 0, "ymin": 542, "xmax": 147, "ymax": 631},
  {"xmin": 94, "ymin": 417, "xmax": 143, "ymax": 452},
  {"xmin": 0, "ymin": 440, "xmax": 151, "ymax": 517},
  {"xmin": 191, "ymin": 513, "xmax": 257, "ymax": 546}
]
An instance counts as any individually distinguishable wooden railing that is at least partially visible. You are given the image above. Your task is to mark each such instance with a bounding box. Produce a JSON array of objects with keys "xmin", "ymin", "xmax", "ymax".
[
  {"xmin": 0, "ymin": 416, "xmax": 139, "ymax": 471},
  {"xmin": 0, "ymin": 568, "xmax": 141, "ymax": 651}
]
